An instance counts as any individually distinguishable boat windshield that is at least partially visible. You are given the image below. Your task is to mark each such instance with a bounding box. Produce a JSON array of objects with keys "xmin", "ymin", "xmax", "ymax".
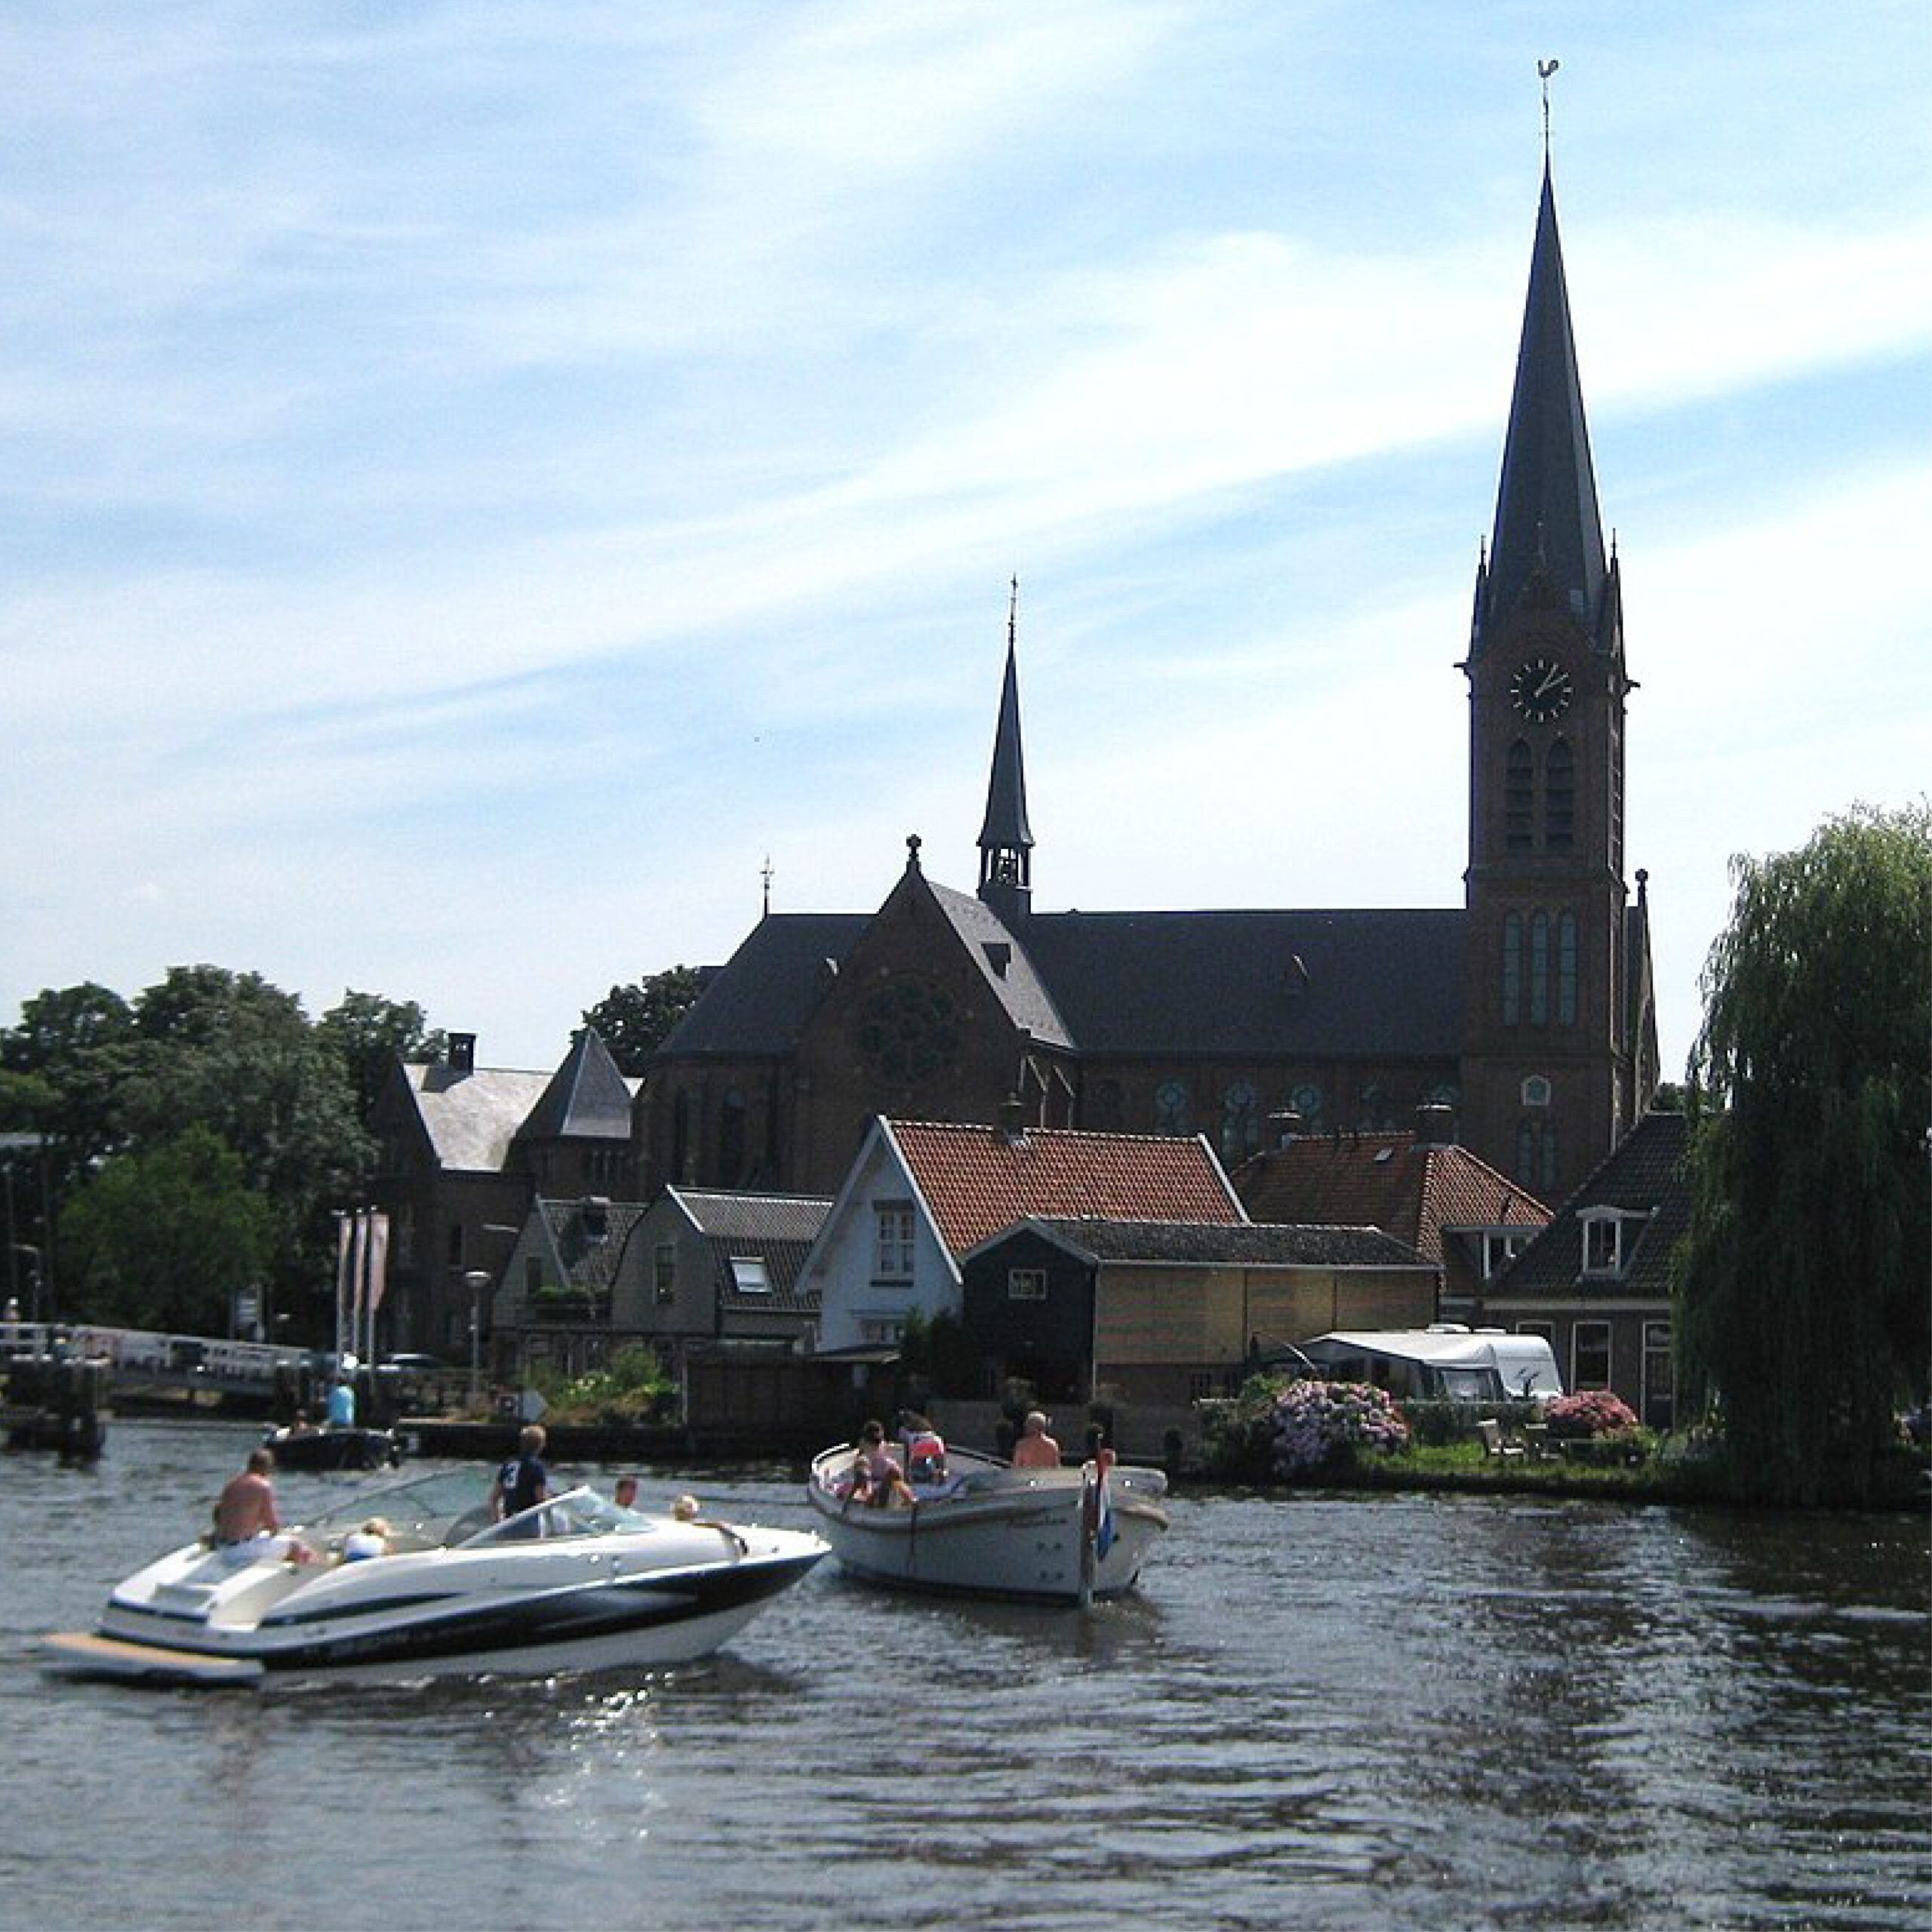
[
  {"xmin": 297, "ymin": 1475, "xmax": 654, "ymax": 1549},
  {"xmin": 460, "ymin": 1487, "xmax": 645, "ymax": 1546}
]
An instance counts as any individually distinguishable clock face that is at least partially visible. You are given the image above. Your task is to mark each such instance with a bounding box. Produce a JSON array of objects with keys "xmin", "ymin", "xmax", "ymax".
[{"xmin": 1509, "ymin": 656, "xmax": 1574, "ymax": 723}]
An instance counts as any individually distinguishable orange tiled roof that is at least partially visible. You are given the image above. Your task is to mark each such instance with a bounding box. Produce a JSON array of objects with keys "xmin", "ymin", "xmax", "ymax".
[
  {"xmin": 885, "ymin": 1119, "xmax": 1246, "ymax": 1257},
  {"xmin": 1232, "ymin": 1132, "xmax": 1548, "ymax": 1265}
]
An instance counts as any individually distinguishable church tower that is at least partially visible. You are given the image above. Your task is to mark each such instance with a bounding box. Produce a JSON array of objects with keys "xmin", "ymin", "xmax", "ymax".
[
  {"xmin": 977, "ymin": 579, "xmax": 1034, "ymax": 927},
  {"xmin": 1460, "ymin": 159, "xmax": 1650, "ymax": 1201}
]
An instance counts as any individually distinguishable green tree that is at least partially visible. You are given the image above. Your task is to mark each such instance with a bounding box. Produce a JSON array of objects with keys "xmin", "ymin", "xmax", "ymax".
[
  {"xmin": 318, "ymin": 990, "xmax": 444, "ymax": 1122},
  {"xmin": 583, "ymin": 966, "xmax": 704, "ymax": 1075},
  {"xmin": 1675, "ymin": 803, "xmax": 1932, "ymax": 1505},
  {"xmin": 61, "ymin": 1125, "xmax": 273, "ymax": 1333}
]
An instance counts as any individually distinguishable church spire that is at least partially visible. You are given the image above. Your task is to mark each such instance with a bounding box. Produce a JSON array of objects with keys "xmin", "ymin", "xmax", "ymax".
[
  {"xmin": 1471, "ymin": 156, "xmax": 1608, "ymax": 657},
  {"xmin": 976, "ymin": 577, "xmax": 1034, "ymax": 924}
]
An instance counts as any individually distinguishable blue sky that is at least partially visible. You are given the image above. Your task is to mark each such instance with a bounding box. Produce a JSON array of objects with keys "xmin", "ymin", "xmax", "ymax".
[{"xmin": 4, "ymin": 1, "xmax": 1928, "ymax": 1081}]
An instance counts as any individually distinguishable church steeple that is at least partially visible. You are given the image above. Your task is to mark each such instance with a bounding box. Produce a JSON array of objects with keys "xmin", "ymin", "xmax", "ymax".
[
  {"xmin": 1471, "ymin": 160, "xmax": 1609, "ymax": 659},
  {"xmin": 976, "ymin": 578, "xmax": 1034, "ymax": 925}
]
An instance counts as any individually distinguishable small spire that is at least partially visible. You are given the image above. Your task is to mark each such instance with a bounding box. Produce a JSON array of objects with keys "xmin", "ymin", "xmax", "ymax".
[
  {"xmin": 1008, "ymin": 573, "xmax": 1019, "ymax": 648},
  {"xmin": 1538, "ymin": 58, "xmax": 1559, "ymax": 162},
  {"xmin": 906, "ymin": 832, "xmax": 923, "ymax": 872},
  {"xmin": 760, "ymin": 854, "xmax": 774, "ymax": 916}
]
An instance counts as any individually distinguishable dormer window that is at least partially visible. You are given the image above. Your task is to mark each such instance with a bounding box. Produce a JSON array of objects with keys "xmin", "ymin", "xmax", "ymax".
[
  {"xmin": 1580, "ymin": 1208, "xmax": 1647, "ymax": 1278},
  {"xmin": 1481, "ymin": 1229, "xmax": 1527, "ymax": 1279}
]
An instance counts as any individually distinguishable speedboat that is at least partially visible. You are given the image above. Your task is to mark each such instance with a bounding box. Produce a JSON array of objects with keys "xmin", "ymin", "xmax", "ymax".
[
  {"xmin": 261, "ymin": 1422, "xmax": 402, "ymax": 1472},
  {"xmin": 45, "ymin": 1468, "xmax": 827, "ymax": 1685},
  {"xmin": 806, "ymin": 1442, "xmax": 1169, "ymax": 1606}
]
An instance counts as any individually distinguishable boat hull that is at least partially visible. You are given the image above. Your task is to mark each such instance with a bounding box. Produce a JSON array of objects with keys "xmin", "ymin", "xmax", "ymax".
[
  {"xmin": 807, "ymin": 1447, "xmax": 1168, "ymax": 1605},
  {"xmin": 263, "ymin": 1426, "xmax": 401, "ymax": 1472}
]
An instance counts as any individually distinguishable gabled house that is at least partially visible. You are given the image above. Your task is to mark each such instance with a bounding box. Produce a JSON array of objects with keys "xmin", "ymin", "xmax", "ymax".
[
  {"xmin": 1482, "ymin": 1109, "xmax": 1690, "ymax": 1427},
  {"xmin": 368, "ymin": 1027, "xmax": 639, "ymax": 1357},
  {"xmin": 1230, "ymin": 1105, "xmax": 1552, "ymax": 1320},
  {"xmin": 804, "ymin": 1113, "xmax": 1247, "ymax": 1362},
  {"xmin": 492, "ymin": 1193, "xmax": 648, "ymax": 1380},
  {"xmin": 961, "ymin": 1216, "xmax": 1436, "ymax": 1407}
]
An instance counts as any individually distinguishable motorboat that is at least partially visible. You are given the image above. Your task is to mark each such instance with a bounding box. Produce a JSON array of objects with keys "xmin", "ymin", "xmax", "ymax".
[
  {"xmin": 260, "ymin": 1422, "xmax": 402, "ymax": 1472},
  {"xmin": 45, "ymin": 1468, "xmax": 827, "ymax": 1685},
  {"xmin": 806, "ymin": 1441, "xmax": 1169, "ymax": 1606}
]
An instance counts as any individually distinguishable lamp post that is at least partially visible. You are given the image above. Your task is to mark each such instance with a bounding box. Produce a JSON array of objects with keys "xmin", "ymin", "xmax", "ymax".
[
  {"xmin": 12, "ymin": 1244, "xmax": 41, "ymax": 1325},
  {"xmin": 465, "ymin": 1269, "xmax": 491, "ymax": 1407}
]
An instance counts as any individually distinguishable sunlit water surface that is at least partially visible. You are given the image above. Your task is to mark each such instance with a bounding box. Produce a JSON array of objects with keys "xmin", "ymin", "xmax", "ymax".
[{"xmin": 2, "ymin": 1421, "xmax": 1924, "ymax": 1930}]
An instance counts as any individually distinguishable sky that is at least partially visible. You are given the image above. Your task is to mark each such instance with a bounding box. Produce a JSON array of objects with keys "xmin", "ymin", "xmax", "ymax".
[{"xmin": 3, "ymin": 0, "xmax": 1928, "ymax": 1082}]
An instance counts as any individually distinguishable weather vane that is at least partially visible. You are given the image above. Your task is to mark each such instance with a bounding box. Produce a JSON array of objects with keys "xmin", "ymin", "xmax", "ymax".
[{"xmin": 1538, "ymin": 58, "xmax": 1560, "ymax": 158}]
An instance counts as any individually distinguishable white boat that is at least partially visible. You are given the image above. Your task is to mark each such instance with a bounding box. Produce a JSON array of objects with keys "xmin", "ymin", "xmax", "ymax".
[
  {"xmin": 805, "ymin": 1442, "xmax": 1169, "ymax": 1605},
  {"xmin": 45, "ymin": 1469, "xmax": 826, "ymax": 1685}
]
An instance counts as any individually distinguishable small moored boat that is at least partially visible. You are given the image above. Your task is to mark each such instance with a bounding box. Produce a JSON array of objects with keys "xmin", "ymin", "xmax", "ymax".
[
  {"xmin": 45, "ymin": 1469, "xmax": 826, "ymax": 1685},
  {"xmin": 261, "ymin": 1423, "xmax": 402, "ymax": 1472},
  {"xmin": 806, "ymin": 1441, "xmax": 1168, "ymax": 1605}
]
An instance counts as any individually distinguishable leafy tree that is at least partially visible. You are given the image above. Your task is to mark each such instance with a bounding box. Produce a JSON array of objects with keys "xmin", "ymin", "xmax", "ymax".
[
  {"xmin": 60, "ymin": 1125, "xmax": 272, "ymax": 1333},
  {"xmin": 318, "ymin": 990, "xmax": 445, "ymax": 1121},
  {"xmin": 0, "ymin": 982, "xmax": 140, "ymax": 1199},
  {"xmin": 1675, "ymin": 804, "xmax": 1932, "ymax": 1505},
  {"xmin": 583, "ymin": 966, "xmax": 705, "ymax": 1075}
]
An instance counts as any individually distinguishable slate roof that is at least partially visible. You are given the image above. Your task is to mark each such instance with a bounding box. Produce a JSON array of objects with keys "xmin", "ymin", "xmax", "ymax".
[
  {"xmin": 1232, "ymin": 1132, "xmax": 1549, "ymax": 1266},
  {"xmin": 885, "ymin": 1118, "xmax": 1246, "ymax": 1257},
  {"xmin": 515, "ymin": 1026, "xmax": 638, "ymax": 1143},
  {"xmin": 657, "ymin": 912, "xmax": 868, "ymax": 1057},
  {"xmin": 977, "ymin": 1216, "xmax": 1427, "ymax": 1269},
  {"xmin": 928, "ymin": 882, "xmax": 1073, "ymax": 1048},
  {"xmin": 1475, "ymin": 161, "xmax": 1609, "ymax": 653},
  {"xmin": 666, "ymin": 1186, "xmax": 829, "ymax": 1315},
  {"xmin": 536, "ymin": 1196, "xmax": 648, "ymax": 1294},
  {"xmin": 401, "ymin": 1063, "xmax": 554, "ymax": 1173},
  {"xmin": 1496, "ymin": 1111, "xmax": 1691, "ymax": 1300}
]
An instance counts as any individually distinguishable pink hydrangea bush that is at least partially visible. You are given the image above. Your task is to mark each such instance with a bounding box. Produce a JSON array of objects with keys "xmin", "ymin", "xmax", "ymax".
[
  {"xmin": 1543, "ymin": 1389, "xmax": 1640, "ymax": 1440},
  {"xmin": 1270, "ymin": 1379, "xmax": 1411, "ymax": 1478}
]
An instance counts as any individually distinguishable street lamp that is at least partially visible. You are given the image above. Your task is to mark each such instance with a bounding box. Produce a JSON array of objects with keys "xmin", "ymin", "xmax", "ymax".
[{"xmin": 464, "ymin": 1269, "xmax": 492, "ymax": 1407}]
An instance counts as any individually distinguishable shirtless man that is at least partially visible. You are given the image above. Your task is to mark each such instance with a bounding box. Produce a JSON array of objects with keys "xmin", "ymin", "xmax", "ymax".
[
  {"xmin": 215, "ymin": 1447, "xmax": 283, "ymax": 1546},
  {"xmin": 1011, "ymin": 1411, "xmax": 1061, "ymax": 1469}
]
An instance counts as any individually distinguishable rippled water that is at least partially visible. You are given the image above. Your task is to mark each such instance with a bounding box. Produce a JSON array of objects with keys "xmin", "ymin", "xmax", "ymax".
[{"xmin": 2, "ymin": 1421, "xmax": 1925, "ymax": 1931}]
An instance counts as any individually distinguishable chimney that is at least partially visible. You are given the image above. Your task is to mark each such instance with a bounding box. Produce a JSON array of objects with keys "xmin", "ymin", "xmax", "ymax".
[
  {"xmin": 995, "ymin": 1096, "xmax": 1029, "ymax": 1146},
  {"xmin": 1267, "ymin": 1109, "xmax": 1305, "ymax": 1149},
  {"xmin": 1416, "ymin": 1101, "xmax": 1455, "ymax": 1147},
  {"xmin": 448, "ymin": 1032, "xmax": 477, "ymax": 1077}
]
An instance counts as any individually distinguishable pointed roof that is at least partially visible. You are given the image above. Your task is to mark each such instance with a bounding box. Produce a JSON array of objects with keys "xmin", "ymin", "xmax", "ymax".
[
  {"xmin": 976, "ymin": 622, "xmax": 1033, "ymax": 860},
  {"xmin": 1475, "ymin": 162, "xmax": 1608, "ymax": 654},
  {"xmin": 514, "ymin": 1026, "xmax": 638, "ymax": 1143},
  {"xmin": 883, "ymin": 1118, "xmax": 1247, "ymax": 1257}
]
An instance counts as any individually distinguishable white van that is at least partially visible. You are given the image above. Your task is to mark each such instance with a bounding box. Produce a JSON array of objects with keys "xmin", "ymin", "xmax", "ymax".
[{"xmin": 1298, "ymin": 1326, "xmax": 1563, "ymax": 1402}]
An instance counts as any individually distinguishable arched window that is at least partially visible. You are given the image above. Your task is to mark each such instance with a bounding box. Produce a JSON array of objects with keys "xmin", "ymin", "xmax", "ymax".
[
  {"xmin": 1505, "ymin": 740, "xmax": 1534, "ymax": 851},
  {"xmin": 718, "ymin": 1089, "xmax": 747, "ymax": 1183},
  {"xmin": 1544, "ymin": 739, "xmax": 1574, "ymax": 850},
  {"xmin": 1540, "ymin": 1119, "xmax": 1560, "ymax": 1193},
  {"xmin": 1557, "ymin": 911, "xmax": 1577, "ymax": 1026},
  {"xmin": 1516, "ymin": 1119, "xmax": 1537, "ymax": 1185},
  {"xmin": 1529, "ymin": 911, "xmax": 1550, "ymax": 1026},
  {"xmin": 1503, "ymin": 912, "xmax": 1522, "ymax": 1026}
]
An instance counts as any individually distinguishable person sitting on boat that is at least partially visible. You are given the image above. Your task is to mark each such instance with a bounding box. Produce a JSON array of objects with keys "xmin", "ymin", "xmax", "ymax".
[
  {"xmin": 489, "ymin": 1424, "xmax": 551, "ymax": 1526},
  {"xmin": 1011, "ymin": 1411, "xmax": 1061, "ymax": 1469},
  {"xmin": 613, "ymin": 1475, "xmax": 639, "ymax": 1511},
  {"xmin": 856, "ymin": 1420, "xmax": 915, "ymax": 1508},
  {"xmin": 214, "ymin": 1447, "xmax": 287, "ymax": 1560},
  {"xmin": 285, "ymin": 1407, "xmax": 316, "ymax": 1437},
  {"xmin": 897, "ymin": 1410, "xmax": 948, "ymax": 1484},
  {"xmin": 325, "ymin": 1374, "xmax": 356, "ymax": 1429}
]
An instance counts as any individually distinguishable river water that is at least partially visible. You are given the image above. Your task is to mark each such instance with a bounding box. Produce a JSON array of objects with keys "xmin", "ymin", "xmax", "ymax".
[{"xmin": 1, "ymin": 1420, "xmax": 1924, "ymax": 1931}]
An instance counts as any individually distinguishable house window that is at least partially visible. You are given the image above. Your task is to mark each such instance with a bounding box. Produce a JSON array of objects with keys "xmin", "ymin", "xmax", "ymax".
[
  {"xmin": 1502, "ymin": 912, "xmax": 1522, "ymax": 1026},
  {"xmin": 1221, "ymin": 1081, "xmax": 1259, "ymax": 1162},
  {"xmin": 1581, "ymin": 1214, "xmax": 1623, "ymax": 1275},
  {"xmin": 1642, "ymin": 1321, "xmax": 1674, "ymax": 1429},
  {"xmin": 1481, "ymin": 1231, "xmax": 1525, "ymax": 1279},
  {"xmin": 875, "ymin": 1203, "xmax": 915, "ymax": 1281},
  {"xmin": 446, "ymin": 1222, "xmax": 466, "ymax": 1269},
  {"xmin": 653, "ymin": 1242, "xmax": 675, "ymax": 1306},
  {"xmin": 1155, "ymin": 1079, "xmax": 1190, "ymax": 1134},
  {"xmin": 1572, "ymin": 1320, "xmax": 1611, "ymax": 1391},
  {"xmin": 1505, "ymin": 740, "xmax": 1534, "ymax": 851},
  {"xmin": 1544, "ymin": 739, "xmax": 1574, "ymax": 850},
  {"xmin": 729, "ymin": 1256, "xmax": 771, "ymax": 1294},
  {"xmin": 1008, "ymin": 1268, "xmax": 1047, "ymax": 1302},
  {"xmin": 860, "ymin": 1317, "xmax": 903, "ymax": 1346}
]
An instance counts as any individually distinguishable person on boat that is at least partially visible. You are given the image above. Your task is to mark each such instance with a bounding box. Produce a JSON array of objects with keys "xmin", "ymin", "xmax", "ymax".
[
  {"xmin": 325, "ymin": 1374, "xmax": 356, "ymax": 1429},
  {"xmin": 613, "ymin": 1475, "xmax": 639, "ymax": 1510},
  {"xmin": 489, "ymin": 1424, "xmax": 550, "ymax": 1523},
  {"xmin": 214, "ymin": 1447, "xmax": 285, "ymax": 1556},
  {"xmin": 285, "ymin": 1407, "xmax": 316, "ymax": 1437},
  {"xmin": 1011, "ymin": 1411, "xmax": 1061, "ymax": 1469},
  {"xmin": 341, "ymin": 1517, "xmax": 392, "ymax": 1561},
  {"xmin": 856, "ymin": 1420, "xmax": 915, "ymax": 1507},
  {"xmin": 897, "ymin": 1410, "xmax": 948, "ymax": 1484}
]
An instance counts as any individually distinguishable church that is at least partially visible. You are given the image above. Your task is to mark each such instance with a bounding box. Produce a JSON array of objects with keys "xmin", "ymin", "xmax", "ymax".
[{"xmin": 634, "ymin": 158, "xmax": 1660, "ymax": 1210}]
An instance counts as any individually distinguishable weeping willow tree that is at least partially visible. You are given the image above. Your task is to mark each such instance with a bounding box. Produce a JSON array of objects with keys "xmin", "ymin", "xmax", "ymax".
[{"xmin": 1675, "ymin": 803, "xmax": 1932, "ymax": 1505}]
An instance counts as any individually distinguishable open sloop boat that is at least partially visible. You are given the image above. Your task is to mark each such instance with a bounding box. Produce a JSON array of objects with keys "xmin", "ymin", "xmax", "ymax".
[
  {"xmin": 806, "ymin": 1442, "xmax": 1168, "ymax": 1605},
  {"xmin": 46, "ymin": 1468, "xmax": 826, "ymax": 1685}
]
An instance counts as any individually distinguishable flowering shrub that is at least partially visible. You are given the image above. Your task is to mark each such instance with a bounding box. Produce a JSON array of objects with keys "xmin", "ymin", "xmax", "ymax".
[
  {"xmin": 1543, "ymin": 1389, "xmax": 1639, "ymax": 1440},
  {"xmin": 1270, "ymin": 1379, "xmax": 1411, "ymax": 1478}
]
